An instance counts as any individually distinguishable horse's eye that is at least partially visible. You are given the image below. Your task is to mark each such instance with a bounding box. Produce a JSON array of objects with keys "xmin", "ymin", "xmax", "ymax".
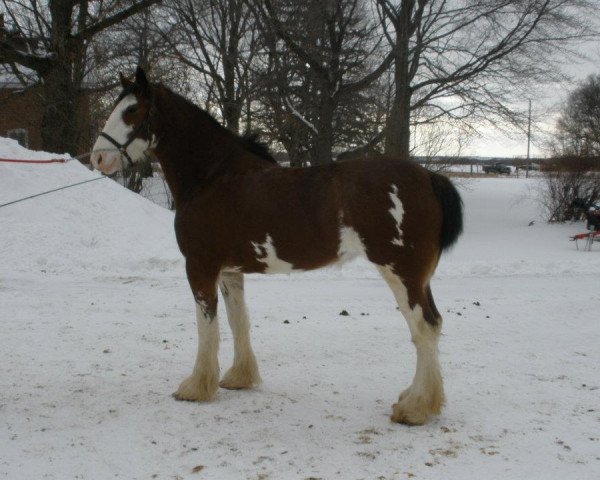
[{"xmin": 124, "ymin": 105, "xmax": 138, "ymax": 115}]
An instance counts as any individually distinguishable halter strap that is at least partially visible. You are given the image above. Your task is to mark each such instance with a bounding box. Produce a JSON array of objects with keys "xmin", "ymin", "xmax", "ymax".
[
  {"xmin": 99, "ymin": 117, "xmax": 151, "ymax": 168},
  {"xmin": 99, "ymin": 132, "xmax": 134, "ymax": 168}
]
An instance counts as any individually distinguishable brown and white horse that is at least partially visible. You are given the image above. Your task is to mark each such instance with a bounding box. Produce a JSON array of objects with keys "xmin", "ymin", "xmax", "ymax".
[{"xmin": 91, "ymin": 68, "xmax": 463, "ymax": 425}]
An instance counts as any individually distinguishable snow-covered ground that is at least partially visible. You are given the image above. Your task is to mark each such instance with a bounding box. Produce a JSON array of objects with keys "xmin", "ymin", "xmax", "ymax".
[{"xmin": 1, "ymin": 138, "xmax": 599, "ymax": 479}]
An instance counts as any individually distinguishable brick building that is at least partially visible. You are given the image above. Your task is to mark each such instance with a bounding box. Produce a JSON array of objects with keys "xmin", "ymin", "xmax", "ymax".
[
  {"xmin": 0, "ymin": 71, "xmax": 94, "ymax": 154},
  {"xmin": 0, "ymin": 15, "xmax": 94, "ymax": 155},
  {"xmin": 0, "ymin": 76, "xmax": 43, "ymax": 150}
]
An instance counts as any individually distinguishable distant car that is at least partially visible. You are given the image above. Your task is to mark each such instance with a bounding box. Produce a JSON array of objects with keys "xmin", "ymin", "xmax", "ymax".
[
  {"xmin": 483, "ymin": 163, "xmax": 511, "ymax": 174},
  {"xmin": 518, "ymin": 163, "xmax": 540, "ymax": 171}
]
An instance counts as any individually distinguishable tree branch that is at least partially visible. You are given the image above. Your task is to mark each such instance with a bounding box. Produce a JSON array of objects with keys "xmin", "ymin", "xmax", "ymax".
[
  {"xmin": 0, "ymin": 38, "xmax": 50, "ymax": 73},
  {"xmin": 74, "ymin": 0, "xmax": 162, "ymax": 41}
]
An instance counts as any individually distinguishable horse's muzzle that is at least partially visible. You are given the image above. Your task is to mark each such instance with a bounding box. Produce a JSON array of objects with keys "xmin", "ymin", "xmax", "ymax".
[{"xmin": 91, "ymin": 150, "xmax": 121, "ymax": 175}]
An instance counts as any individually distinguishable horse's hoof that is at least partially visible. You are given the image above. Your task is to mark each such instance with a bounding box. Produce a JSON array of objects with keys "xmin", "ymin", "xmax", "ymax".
[
  {"xmin": 219, "ymin": 361, "xmax": 261, "ymax": 390},
  {"xmin": 391, "ymin": 404, "xmax": 429, "ymax": 425},
  {"xmin": 173, "ymin": 374, "xmax": 218, "ymax": 402}
]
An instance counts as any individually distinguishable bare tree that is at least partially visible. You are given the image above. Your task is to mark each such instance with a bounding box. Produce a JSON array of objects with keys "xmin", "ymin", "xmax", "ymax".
[
  {"xmin": 552, "ymin": 74, "xmax": 600, "ymax": 157},
  {"xmin": 538, "ymin": 75, "xmax": 600, "ymax": 222},
  {"xmin": 159, "ymin": 0, "xmax": 261, "ymax": 133},
  {"xmin": 0, "ymin": 0, "xmax": 160, "ymax": 154},
  {"xmin": 411, "ymin": 116, "xmax": 471, "ymax": 171},
  {"xmin": 376, "ymin": 0, "xmax": 598, "ymax": 158}
]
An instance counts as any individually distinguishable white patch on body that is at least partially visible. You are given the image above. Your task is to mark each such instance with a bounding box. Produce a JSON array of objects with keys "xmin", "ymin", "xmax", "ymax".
[
  {"xmin": 337, "ymin": 224, "xmax": 366, "ymax": 264},
  {"xmin": 252, "ymin": 234, "xmax": 297, "ymax": 274},
  {"xmin": 388, "ymin": 185, "xmax": 405, "ymax": 247}
]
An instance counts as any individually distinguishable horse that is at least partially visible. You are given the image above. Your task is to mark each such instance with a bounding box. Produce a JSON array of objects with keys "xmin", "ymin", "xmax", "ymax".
[{"xmin": 90, "ymin": 67, "xmax": 463, "ymax": 425}]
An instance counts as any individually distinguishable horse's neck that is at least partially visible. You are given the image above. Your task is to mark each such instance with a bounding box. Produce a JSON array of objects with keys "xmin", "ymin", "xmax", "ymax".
[{"xmin": 150, "ymin": 92, "xmax": 262, "ymax": 207}]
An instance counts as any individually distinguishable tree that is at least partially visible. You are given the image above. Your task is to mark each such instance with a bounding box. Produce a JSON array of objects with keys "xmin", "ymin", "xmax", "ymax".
[
  {"xmin": 254, "ymin": 0, "xmax": 393, "ymax": 165},
  {"xmin": 376, "ymin": 0, "xmax": 598, "ymax": 158},
  {"xmin": 553, "ymin": 74, "xmax": 600, "ymax": 157},
  {"xmin": 539, "ymin": 74, "xmax": 600, "ymax": 222},
  {"xmin": 160, "ymin": 0, "xmax": 261, "ymax": 133},
  {"xmin": 0, "ymin": 0, "xmax": 160, "ymax": 154}
]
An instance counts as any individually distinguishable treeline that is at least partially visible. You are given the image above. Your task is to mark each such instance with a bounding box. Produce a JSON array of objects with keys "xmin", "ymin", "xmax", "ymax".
[{"xmin": 1, "ymin": 1, "xmax": 598, "ymax": 164}]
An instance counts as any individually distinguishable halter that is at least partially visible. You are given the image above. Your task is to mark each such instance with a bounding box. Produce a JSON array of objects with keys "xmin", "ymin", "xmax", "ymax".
[
  {"xmin": 99, "ymin": 119, "xmax": 149, "ymax": 168},
  {"xmin": 100, "ymin": 89, "xmax": 156, "ymax": 167}
]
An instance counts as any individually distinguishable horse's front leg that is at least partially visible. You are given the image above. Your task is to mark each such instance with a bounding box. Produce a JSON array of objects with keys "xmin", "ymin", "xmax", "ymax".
[
  {"xmin": 173, "ymin": 267, "xmax": 220, "ymax": 402},
  {"xmin": 219, "ymin": 271, "xmax": 261, "ymax": 390}
]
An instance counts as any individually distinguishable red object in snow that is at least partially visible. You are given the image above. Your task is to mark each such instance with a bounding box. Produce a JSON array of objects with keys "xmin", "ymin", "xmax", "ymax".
[{"xmin": 0, "ymin": 158, "xmax": 67, "ymax": 164}]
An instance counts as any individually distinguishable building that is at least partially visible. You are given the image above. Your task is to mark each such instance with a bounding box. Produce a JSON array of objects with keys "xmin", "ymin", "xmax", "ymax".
[{"xmin": 0, "ymin": 15, "xmax": 93, "ymax": 155}]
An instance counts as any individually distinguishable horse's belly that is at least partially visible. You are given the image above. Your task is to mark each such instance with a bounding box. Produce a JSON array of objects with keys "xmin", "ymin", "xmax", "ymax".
[{"xmin": 224, "ymin": 223, "xmax": 365, "ymax": 275}]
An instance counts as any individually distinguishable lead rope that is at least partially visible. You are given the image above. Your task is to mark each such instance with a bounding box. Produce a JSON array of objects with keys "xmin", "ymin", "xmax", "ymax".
[
  {"xmin": 0, "ymin": 176, "xmax": 107, "ymax": 209},
  {"xmin": 0, "ymin": 150, "xmax": 107, "ymax": 209}
]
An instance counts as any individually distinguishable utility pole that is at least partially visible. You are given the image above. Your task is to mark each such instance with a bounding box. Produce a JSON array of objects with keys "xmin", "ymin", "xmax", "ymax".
[{"xmin": 526, "ymin": 99, "xmax": 532, "ymax": 178}]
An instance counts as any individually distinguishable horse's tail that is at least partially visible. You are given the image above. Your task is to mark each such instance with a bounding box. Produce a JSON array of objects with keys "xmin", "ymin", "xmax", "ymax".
[{"xmin": 429, "ymin": 171, "xmax": 463, "ymax": 251}]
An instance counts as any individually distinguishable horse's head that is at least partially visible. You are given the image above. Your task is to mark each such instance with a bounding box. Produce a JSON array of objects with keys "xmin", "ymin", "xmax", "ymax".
[{"xmin": 91, "ymin": 67, "xmax": 156, "ymax": 175}]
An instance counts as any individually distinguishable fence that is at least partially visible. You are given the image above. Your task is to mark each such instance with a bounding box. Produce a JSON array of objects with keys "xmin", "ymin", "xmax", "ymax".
[{"xmin": 112, "ymin": 170, "xmax": 174, "ymax": 210}]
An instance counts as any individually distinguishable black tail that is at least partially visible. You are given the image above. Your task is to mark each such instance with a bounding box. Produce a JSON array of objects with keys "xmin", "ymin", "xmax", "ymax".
[{"xmin": 429, "ymin": 172, "xmax": 463, "ymax": 251}]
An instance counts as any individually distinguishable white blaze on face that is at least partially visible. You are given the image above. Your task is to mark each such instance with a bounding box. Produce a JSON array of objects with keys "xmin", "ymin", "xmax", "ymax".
[
  {"xmin": 252, "ymin": 234, "xmax": 296, "ymax": 274},
  {"xmin": 90, "ymin": 94, "xmax": 152, "ymax": 175},
  {"xmin": 388, "ymin": 184, "xmax": 405, "ymax": 247}
]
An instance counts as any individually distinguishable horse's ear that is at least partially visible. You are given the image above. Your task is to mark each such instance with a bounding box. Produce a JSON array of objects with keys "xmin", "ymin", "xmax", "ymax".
[
  {"xmin": 119, "ymin": 72, "xmax": 132, "ymax": 89},
  {"xmin": 135, "ymin": 66, "xmax": 149, "ymax": 96}
]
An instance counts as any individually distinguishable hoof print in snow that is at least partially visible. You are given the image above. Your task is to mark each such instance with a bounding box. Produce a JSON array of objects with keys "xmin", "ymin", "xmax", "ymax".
[
  {"xmin": 283, "ymin": 320, "xmax": 290, "ymax": 324},
  {"xmin": 339, "ymin": 309, "xmax": 350, "ymax": 316}
]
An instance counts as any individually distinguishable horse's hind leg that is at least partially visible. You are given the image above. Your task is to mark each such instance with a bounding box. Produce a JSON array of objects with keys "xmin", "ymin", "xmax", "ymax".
[
  {"xmin": 377, "ymin": 266, "xmax": 444, "ymax": 425},
  {"xmin": 219, "ymin": 272, "xmax": 261, "ymax": 389}
]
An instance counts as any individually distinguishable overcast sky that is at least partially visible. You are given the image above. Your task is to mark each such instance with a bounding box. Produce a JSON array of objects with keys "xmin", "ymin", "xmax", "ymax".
[{"xmin": 463, "ymin": 39, "xmax": 600, "ymax": 158}]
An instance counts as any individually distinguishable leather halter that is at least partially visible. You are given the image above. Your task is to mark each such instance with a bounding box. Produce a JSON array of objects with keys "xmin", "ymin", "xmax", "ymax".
[
  {"xmin": 98, "ymin": 107, "xmax": 152, "ymax": 168},
  {"xmin": 99, "ymin": 131, "xmax": 135, "ymax": 167},
  {"xmin": 100, "ymin": 102, "xmax": 154, "ymax": 167}
]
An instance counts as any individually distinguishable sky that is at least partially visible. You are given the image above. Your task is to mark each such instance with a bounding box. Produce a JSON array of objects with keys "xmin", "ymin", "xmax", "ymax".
[{"xmin": 462, "ymin": 41, "xmax": 600, "ymax": 158}]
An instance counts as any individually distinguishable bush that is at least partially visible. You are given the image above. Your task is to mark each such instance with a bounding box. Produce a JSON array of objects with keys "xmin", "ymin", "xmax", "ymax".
[{"xmin": 539, "ymin": 156, "xmax": 600, "ymax": 222}]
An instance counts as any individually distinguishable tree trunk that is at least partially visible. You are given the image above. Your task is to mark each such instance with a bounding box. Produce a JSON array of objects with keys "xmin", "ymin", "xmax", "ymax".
[
  {"xmin": 223, "ymin": 57, "xmax": 241, "ymax": 132},
  {"xmin": 312, "ymin": 91, "xmax": 335, "ymax": 165},
  {"xmin": 384, "ymin": 2, "xmax": 413, "ymax": 159},
  {"xmin": 384, "ymin": 75, "xmax": 411, "ymax": 158},
  {"xmin": 41, "ymin": 63, "xmax": 81, "ymax": 154},
  {"xmin": 41, "ymin": 1, "xmax": 81, "ymax": 155}
]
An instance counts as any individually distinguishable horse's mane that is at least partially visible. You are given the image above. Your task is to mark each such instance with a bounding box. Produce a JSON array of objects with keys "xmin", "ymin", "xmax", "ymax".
[
  {"xmin": 154, "ymin": 84, "xmax": 277, "ymax": 165},
  {"xmin": 241, "ymin": 133, "xmax": 276, "ymax": 163}
]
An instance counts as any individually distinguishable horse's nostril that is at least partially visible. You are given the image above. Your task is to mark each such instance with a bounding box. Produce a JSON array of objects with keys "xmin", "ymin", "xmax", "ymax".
[{"xmin": 97, "ymin": 154, "xmax": 103, "ymax": 165}]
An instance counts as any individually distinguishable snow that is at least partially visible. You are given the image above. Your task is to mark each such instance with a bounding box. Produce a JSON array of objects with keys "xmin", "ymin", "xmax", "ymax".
[
  {"xmin": 1, "ymin": 138, "xmax": 599, "ymax": 479},
  {"xmin": 0, "ymin": 137, "xmax": 71, "ymax": 161},
  {"xmin": 0, "ymin": 137, "xmax": 180, "ymax": 276}
]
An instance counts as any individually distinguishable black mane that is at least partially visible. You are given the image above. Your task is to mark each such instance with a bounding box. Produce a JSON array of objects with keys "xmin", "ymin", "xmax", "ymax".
[{"xmin": 241, "ymin": 133, "xmax": 277, "ymax": 164}]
